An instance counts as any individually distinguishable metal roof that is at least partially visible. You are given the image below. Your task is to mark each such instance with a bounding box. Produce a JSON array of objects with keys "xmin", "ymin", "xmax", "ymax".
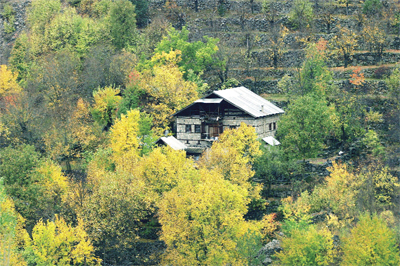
[
  {"xmin": 156, "ymin": 136, "xmax": 187, "ymax": 150},
  {"xmin": 262, "ymin": 136, "xmax": 281, "ymax": 146},
  {"xmin": 212, "ymin": 87, "xmax": 284, "ymax": 118},
  {"xmin": 194, "ymin": 98, "xmax": 223, "ymax": 104}
]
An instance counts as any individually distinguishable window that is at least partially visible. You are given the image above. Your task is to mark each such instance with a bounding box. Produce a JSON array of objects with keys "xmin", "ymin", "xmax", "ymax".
[
  {"xmin": 185, "ymin": 125, "xmax": 192, "ymax": 133},
  {"xmin": 195, "ymin": 125, "xmax": 201, "ymax": 133},
  {"xmin": 269, "ymin": 123, "xmax": 272, "ymax": 131},
  {"xmin": 273, "ymin": 122, "xmax": 276, "ymax": 130}
]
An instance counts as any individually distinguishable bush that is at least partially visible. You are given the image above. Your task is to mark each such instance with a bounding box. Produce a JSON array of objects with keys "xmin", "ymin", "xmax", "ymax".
[{"xmin": 341, "ymin": 212, "xmax": 400, "ymax": 266}]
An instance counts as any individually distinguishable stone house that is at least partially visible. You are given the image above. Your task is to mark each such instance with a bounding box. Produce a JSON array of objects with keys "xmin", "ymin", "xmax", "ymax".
[{"xmin": 173, "ymin": 86, "xmax": 284, "ymax": 153}]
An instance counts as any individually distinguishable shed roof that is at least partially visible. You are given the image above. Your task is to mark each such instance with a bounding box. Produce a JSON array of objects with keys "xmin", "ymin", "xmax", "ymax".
[
  {"xmin": 211, "ymin": 87, "xmax": 284, "ymax": 118},
  {"xmin": 262, "ymin": 136, "xmax": 281, "ymax": 146},
  {"xmin": 156, "ymin": 136, "xmax": 187, "ymax": 150}
]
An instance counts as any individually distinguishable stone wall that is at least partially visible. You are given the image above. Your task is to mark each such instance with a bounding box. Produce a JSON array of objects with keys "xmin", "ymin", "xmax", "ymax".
[{"xmin": 0, "ymin": 0, "xmax": 30, "ymax": 64}]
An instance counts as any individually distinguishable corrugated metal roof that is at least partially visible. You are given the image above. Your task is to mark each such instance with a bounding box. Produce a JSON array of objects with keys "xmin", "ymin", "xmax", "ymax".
[
  {"xmin": 213, "ymin": 87, "xmax": 284, "ymax": 118},
  {"xmin": 194, "ymin": 98, "xmax": 223, "ymax": 104},
  {"xmin": 262, "ymin": 136, "xmax": 281, "ymax": 146},
  {"xmin": 157, "ymin": 136, "xmax": 187, "ymax": 150}
]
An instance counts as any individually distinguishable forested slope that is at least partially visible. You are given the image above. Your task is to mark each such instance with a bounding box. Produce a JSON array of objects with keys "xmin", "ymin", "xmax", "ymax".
[{"xmin": 0, "ymin": 0, "xmax": 400, "ymax": 265}]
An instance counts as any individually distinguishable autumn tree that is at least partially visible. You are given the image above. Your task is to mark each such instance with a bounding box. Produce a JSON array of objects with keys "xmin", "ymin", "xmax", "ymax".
[
  {"xmin": 362, "ymin": 23, "xmax": 388, "ymax": 62},
  {"xmin": 319, "ymin": 0, "xmax": 336, "ymax": 34},
  {"xmin": 24, "ymin": 215, "xmax": 100, "ymax": 265},
  {"xmin": 158, "ymin": 168, "xmax": 265, "ymax": 265},
  {"xmin": 341, "ymin": 213, "xmax": 400, "ymax": 266},
  {"xmin": 330, "ymin": 25, "xmax": 358, "ymax": 68},
  {"xmin": 80, "ymin": 170, "xmax": 155, "ymax": 264},
  {"xmin": 91, "ymin": 86, "xmax": 122, "ymax": 130},
  {"xmin": 0, "ymin": 65, "xmax": 22, "ymax": 98},
  {"xmin": 275, "ymin": 224, "xmax": 335, "ymax": 266},
  {"xmin": 266, "ymin": 25, "xmax": 288, "ymax": 69},
  {"xmin": 139, "ymin": 51, "xmax": 199, "ymax": 135},
  {"xmin": 198, "ymin": 123, "xmax": 262, "ymax": 199}
]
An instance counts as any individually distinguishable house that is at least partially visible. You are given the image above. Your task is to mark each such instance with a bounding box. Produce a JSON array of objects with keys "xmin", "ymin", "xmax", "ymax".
[{"xmin": 172, "ymin": 86, "xmax": 284, "ymax": 153}]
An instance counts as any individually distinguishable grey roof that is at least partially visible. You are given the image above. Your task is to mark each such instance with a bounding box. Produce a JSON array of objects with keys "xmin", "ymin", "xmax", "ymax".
[
  {"xmin": 194, "ymin": 98, "xmax": 223, "ymax": 104},
  {"xmin": 156, "ymin": 136, "xmax": 187, "ymax": 150},
  {"xmin": 212, "ymin": 87, "xmax": 284, "ymax": 118},
  {"xmin": 262, "ymin": 136, "xmax": 281, "ymax": 146}
]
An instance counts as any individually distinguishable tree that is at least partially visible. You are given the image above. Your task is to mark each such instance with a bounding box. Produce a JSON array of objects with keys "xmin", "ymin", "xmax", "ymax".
[
  {"xmin": 275, "ymin": 224, "xmax": 335, "ymax": 266},
  {"xmin": 80, "ymin": 171, "xmax": 155, "ymax": 264},
  {"xmin": 24, "ymin": 216, "xmax": 100, "ymax": 265},
  {"xmin": 198, "ymin": 123, "xmax": 262, "ymax": 199},
  {"xmin": 109, "ymin": 0, "xmax": 138, "ymax": 50},
  {"xmin": 319, "ymin": 0, "xmax": 336, "ymax": 34},
  {"xmin": 153, "ymin": 26, "xmax": 225, "ymax": 78},
  {"xmin": 0, "ymin": 180, "xmax": 26, "ymax": 266},
  {"xmin": 109, "ymin": 109, "xmax": 141, "ymax": 169},
  {"xmin": 129, "ymin": 0, "xmax": 149, "ymax": 27},
  {"xmin": 266, "ymin": 25, "xmax": 288, "ymax": 69},
  {"xmin": 330, "ymin": 25, "xmax": 358, "ymax": 68},
  {"xmin": 362, "ymin": 23, "xmax": 388, "ymax": 62},
  {"xmin": 138, "ymin": 52, "xmax": 199, "ymax": 135},
  {"xmin": 298, "ymin": 39, "xmax": 334, "ymax": 97},
  {"xmin": 253, "ymin": 145, "xmax": 298, "ymax": 196},
  {"xmin": 362, "ymin": 0, "xmax": 382, "ymax": 17},
  {"xmin": 91, "ymin": 86, "xmax": 122, "ymax": 130},
  {"xmin": 0, "ymin": 65, "xmax": 22, "ymax": 98},
  {"xmin": 0, "ymin": 146, "xmax": 69, "ymax": 231},
  {"xmin": 277, "ymin": 95, "xmax": 336, "ymax": 160},
  {"xmin": 289, "ymin": 0, "xmax": 313, "ymax": 30},
  {"xmin": 341, "ymin": 213, "xmax": 400, "ymax": 266},
  {"xmin": 158, "ymin": 168, "xmax": 264, "ymax": 265}
]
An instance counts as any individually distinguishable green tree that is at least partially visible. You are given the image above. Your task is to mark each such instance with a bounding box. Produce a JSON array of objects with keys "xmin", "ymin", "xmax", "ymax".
[
  {"xmin": 362, "ymin": 0, "xmax": 382, "ymax": 17},
  {"xmin": 0, "ymin": 146, "xmax": 69, "ymax": 231},
  {"xmin": 109, "ymin": 0, "xmax": 138, "ymax": 50},
  {"xmin": 289, "ymin": 0, "xmax": 313, "ymax": 30},
  {"xmin": 129, "ymin": 0, "xmax": 149, "ymax": 27},
  {"xmin": 277, "ymin": 95, "xmax": 336, "ymax": 160},
  {"xmin": 341, "ymin": 213, "xmax": 400, "ymax": 266},
  {"xmin": 152, "ymin": 26, "xmax": 225, "ymax": 78}
]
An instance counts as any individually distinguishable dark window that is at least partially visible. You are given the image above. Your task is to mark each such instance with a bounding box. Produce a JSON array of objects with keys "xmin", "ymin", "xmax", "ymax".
[
  {"xmin": 273, "ymin": 122, "xmax": 276, "ymax": 130},
  {"xmin": 269, "ymin": 123, "xmax": 272, "ymax": 131},
  {"xmin": 186, "ymin": 125, "xmax": 192, "ymax": 133},
  {"xmin": 195, "ymin": 125, "xmax": 201, "ymax": 133}
]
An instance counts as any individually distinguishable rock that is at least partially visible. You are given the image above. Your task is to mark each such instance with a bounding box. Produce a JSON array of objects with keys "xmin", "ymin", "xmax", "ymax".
[{"xmin": 258, "ymin": 239, "xmax": 282, "ymax": 265}]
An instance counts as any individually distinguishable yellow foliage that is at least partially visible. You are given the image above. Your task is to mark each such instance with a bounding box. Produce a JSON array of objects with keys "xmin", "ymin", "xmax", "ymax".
[
  {"xmin": 35, "ymin": 160, "xmax": 69, "ymax": 201},
  {"xmin": 199, "ymin": 123, "xmax": 262, "ymax": 200},
  {"xmin": 136, "ymin": 146, "xmax": 195, "ymax": 199},
  {"xmin": 159, "ymin": 168, "xmax": 262, "ymax": 265},
  {"xmin": 275, "ymin": 225, "xmax": 335, "ymax": 266},
  {"xmin": 110, "ymin": 109, "xmax": 141, "ymax": 169},
  {"xmin": 25, "ymin": 215, "xmax": 100, "ymax": 265},
  {"xmin": 0, "ymin": 65, "xmax": 21, "ymax": 97},
  {"xmin": 0, "ymin": 192, "xmax": 27, "ymax": 266},
  {"xmin": 140, "ymin": 59, "xmax": 198, "ymax": 135},
  {"xmin": 91, "ymin": 86, "xmax": 121, "ymax": 126}
]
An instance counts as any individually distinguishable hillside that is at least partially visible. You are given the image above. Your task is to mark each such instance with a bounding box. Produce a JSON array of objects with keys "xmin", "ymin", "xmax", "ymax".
[{"xmin": 1, "ymin": 0, "xmax": 400, "ymax": 265}]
